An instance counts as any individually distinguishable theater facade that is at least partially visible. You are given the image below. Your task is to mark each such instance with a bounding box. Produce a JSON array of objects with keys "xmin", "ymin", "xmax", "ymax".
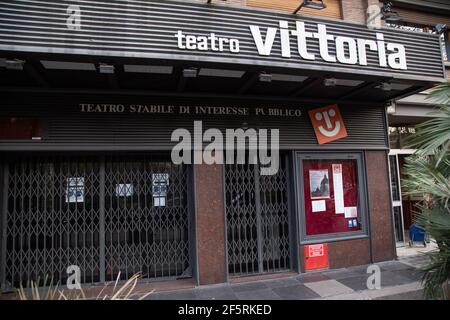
[{"xmin": 0, "ymin": 0, "xmax": 445, "ymax": 290}]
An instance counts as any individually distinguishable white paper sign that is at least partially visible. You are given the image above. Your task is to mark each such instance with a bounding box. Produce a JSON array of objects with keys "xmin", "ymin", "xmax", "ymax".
[
  {"xmin": 332, "ymin": 164, "xmax": 345, "ymax": 214},
  {"xmin": 152, "ymin": 173, "xmax": 169, "ymax": 207},
  {"xmin": 312, "ymin": 200, "xmax": 326, "ymax": 212},
  {"xmin": 66, "ymin": 177, "xmax": 84, "ymax": 203},
  {"xmin": 344, "ymin": 206, "xmax": 358, "ymax": 218}
]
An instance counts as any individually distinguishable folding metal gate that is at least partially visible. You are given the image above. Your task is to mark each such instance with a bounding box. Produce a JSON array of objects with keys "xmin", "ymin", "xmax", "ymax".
[
  {"xmin": 225, "ymin": 155, "xmax": 292, "ymax": 276},
  {"xmin": 0, "ymin": 154, "xmax": 191, "ymax": 288}
]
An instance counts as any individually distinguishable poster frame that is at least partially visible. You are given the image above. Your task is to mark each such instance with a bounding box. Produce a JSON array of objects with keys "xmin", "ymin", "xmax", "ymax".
[{"xmin": 294, "ymin": 151, "xmax": 370, "ymax": 244}]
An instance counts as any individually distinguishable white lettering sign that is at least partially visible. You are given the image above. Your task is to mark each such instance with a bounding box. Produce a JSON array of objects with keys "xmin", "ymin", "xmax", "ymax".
[{"xmin": 175, "ymin": 20, "xmax": 407, "ymax": 70}]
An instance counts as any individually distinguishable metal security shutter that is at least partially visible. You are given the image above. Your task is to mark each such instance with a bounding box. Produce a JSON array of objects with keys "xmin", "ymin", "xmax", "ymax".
[
  {"xmin": 1, "ymin": 154, "xmax": 192, "ymax": 289},
  {"xmin": 247, "ymin": 0, "xmax": 342, "ymax": 20},
  {"xmin": 225, "ymin": 154, "xmax": 291, "ymax": 276},
  {"xmin": 103, "ymin": 155, "xmax": 191, "ymax": 281},
  {"xmin": 4, "ymin": 156, "xmax": 102, "ymax": 287}
]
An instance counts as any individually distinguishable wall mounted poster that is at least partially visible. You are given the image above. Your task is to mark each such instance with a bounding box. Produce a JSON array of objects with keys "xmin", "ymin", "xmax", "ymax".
[
  {"xmin": 332, "ymin": 164, "xmax": 345, "ymax": 214},
  {"xmin": 309, "ymin": 169, "xmax": 330, "ymax": 199}
]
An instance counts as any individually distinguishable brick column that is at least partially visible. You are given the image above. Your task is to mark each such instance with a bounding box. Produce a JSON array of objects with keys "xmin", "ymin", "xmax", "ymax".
[
  {"xmin": 194, "ymin": 153, "xmax": 227, "ymax": 285},
  {"xmin": 341, "ymin": 0, "xmax": 384, "ymax": 24},
  {"xmin": 365, "ymin": 151, "xmax": 395, "ymax": 262},
  {"xmin": 341, "ymin": 0, "xmax": 368, "ymax": 23}
]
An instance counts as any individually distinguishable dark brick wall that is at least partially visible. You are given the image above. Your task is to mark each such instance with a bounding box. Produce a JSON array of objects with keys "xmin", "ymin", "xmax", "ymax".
[
  {"xmin": 365, "ymin": 150, "xmax": 396, "ymax": 262},
  {"xmin": 327, "ymin": 238, "xmax": 371, "ymax": 269},
  {"xmin": 194, "ymin": 158, "xmax": 227, "ymax": 285}
]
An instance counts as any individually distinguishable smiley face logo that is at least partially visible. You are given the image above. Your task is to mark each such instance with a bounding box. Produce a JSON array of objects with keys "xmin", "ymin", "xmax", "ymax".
[{"xmin": 309, "ymin": 104, "xmax": 348, "ymax": 144}]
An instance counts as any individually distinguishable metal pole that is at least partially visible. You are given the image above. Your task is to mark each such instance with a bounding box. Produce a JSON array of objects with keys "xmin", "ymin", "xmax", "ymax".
[
  {"xmin": 1, "ymin": 161, "xmax": 9, "ymax": 289},
  {"xmin": 254, "ymin": 163, "xmax": 263, "ymax": 274},
  {"xmin": 99, "ymin": 157, "xmax": 106, "ymax": 283}
]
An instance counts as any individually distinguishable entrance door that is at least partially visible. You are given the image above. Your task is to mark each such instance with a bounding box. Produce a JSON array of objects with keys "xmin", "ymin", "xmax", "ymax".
[
  {"xmin": 225, "ymin": 155, "xmax": 292, "ymax": 276},
  {"xmin": 388, "ymin": 153, "xmax": 405, "ymax": 245},
  {"xmin": 1, "ymin": 154, "xmax": 191, "ymax": 289}
]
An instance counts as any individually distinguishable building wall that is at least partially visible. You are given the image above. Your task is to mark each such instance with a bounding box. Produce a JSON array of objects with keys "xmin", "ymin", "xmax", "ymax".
[
  {"xmin": 247, "ymin": 0, "xmax": 342, "ymax": 19},
  {"xmin": 1, "ymin": 0, "xmax": 443, "ymax": 287}
]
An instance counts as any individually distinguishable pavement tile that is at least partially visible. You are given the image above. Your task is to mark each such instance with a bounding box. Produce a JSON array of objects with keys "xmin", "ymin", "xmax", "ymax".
[
  {"xmin": 390, "ymin": 268, "xmax": 424, "ymax": 282},
  {"xmin": 296, "ymin": 272, "xmax": 330, "ymax": 283},
  {"xmin": 304, "ymin": 279, "xmax": 354, "ymax": 297},
  {"xmin": 321, "ymin": 292, "xmax": 370, "ymax": 300},
  {"xmin": 235, "ymin": 289, "xmax": 281, "ymax": 300},
  {"xmin": 196, "ymin": 286, "xmax": 238, "ymax": 300},
  {"xmin": 364, "ymin": 282, "xmax": 423, "ymax": 299},
  {"xmin": 272, "ymin": 284, "xmax": 320, "ymax": 300},
  {"xmin": 374, "ymin": 290, "xmax": 424, "ymax": 300},
  {"xmin": 381, "ymin": 271, "xmax": 414, "ymax": 287},
  {"xmin": 378, "ymin": 261, "xmax": 413, "ymax": 271},
  {"xmin": 263, "ymin": 277, "xmax": 303, "ymax": 289},
  {"xmin": 320, "ymin": 269, "xmax": 360, "ymax": 280},
  {"xmin": 147, "ymin": 289, "xmax": 198, "ymax": 300},
  {"xmin": 336, "ymin": 275, "xmax": 370, "ymax": 292},
  {"xmin": 231, "ymin": 281, "xmax": 268, "ymax": 293},
  {"xmin": 345, "ymin": 264, "xmax": 371, "ymax": 274}
]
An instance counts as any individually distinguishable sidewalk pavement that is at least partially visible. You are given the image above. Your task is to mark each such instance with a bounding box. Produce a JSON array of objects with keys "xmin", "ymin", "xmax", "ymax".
[{"xmin": 136, "ymin": 257, "xmax": 428, "ymax": 300}]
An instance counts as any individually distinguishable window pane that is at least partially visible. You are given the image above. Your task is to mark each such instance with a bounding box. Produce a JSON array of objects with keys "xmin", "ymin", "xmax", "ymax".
[
  {"xmin": 389, "ymin": 155, "xmax": 401, "ymax": 202},
  {"xmin": 302, "ymin": 159, "xmax": 361, "ymax": 236}
]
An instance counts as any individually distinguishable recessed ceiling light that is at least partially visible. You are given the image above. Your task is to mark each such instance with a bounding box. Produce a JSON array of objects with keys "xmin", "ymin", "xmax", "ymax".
[
  {"xmin": 376, "ymin": 82, "xmax": 411, "ymax": 91},
  {"xmin": 99, "ymin": 64, "xmax": 115, "ymax": 74},
  {"xmin": 323, "ymin": 77, "xmax": 337, "ymax": 87},
  {"xmin": 198, "ymin": 68, "xmax": 245, "ymax": 78},
  {"xmin": 41, "ymin": 60, "xmax": 96, "ymax": 71},
  {"xmin": 271, "ymin": 74, "xmax": 308, "ymax": 82},
  {"xmin": 390, "ymin": 83, "xmax": 412, "ymax": 91},
  {"xmin": 124, "ymin": 65, "xmax": 173, "ymax": 74},
  {"xmin": 183, "ymin": 68, "xmax": 198, "ymax": 78},
  {"xmin": 4, "ymin": 59, "xmax": 25, "ymax": 70},
  {"xmin": 380, "ymin": 82, "xmax": 392, "ymax": 91},
  {"xmin": 335, "ymin": 79, "xmax": 364, "ymax": 87},
  {"xmin": 259, "ymin": 73, "xmax": 272, "ymax": 82}
]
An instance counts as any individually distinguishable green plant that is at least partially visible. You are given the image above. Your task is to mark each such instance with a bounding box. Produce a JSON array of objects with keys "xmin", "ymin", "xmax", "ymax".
[
  {"xmin": 403, "ymin": 81, "xmax": 450, "ymax": 299},
  {"xmin": 16, "ymin": 272, "xmax": 153, "ymax": 300}
]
